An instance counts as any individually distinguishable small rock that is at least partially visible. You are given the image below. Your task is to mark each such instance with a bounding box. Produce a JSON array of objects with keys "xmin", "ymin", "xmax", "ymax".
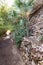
[{"xmin": 38, "ymin": 60, "xmax": 43, "ymax": 65}]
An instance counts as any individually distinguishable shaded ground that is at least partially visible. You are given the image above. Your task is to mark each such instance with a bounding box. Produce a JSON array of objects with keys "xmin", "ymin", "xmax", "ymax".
[{"xmin": 0, "ymin": 38, "xmax": 24, "ymax": 65}]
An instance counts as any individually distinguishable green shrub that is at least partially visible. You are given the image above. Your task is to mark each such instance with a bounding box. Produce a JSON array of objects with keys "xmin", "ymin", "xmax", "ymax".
[
  {"xmin": 0, "ymin": 0, "xmax": 34, "ymax": 46},
  {"xmin": 13, "ymin": 19, "xmax": 28, "ymax": 46},
  {"xmin": 38, "ymin": 35, "xmax": 43, "ymax": 41},
  {"xmin": 13, "ymin": 0, "xmax": 34, "ymax": 46}
]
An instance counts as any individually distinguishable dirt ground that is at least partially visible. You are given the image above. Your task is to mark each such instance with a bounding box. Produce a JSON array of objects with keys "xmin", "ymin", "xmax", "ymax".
[{"xmin": 0, "ymin": 38, "xmax": 24, "ymax": 65}]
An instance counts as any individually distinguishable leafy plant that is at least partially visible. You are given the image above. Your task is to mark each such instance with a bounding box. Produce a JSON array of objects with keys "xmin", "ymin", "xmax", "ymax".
[
  {"xmin": 13, "ymin": 0, "xmax": 34, "ymax": 46},
  {"xmin": 0, "ymin": 5, "xmax": 14, "ymax": 37},
  {"xmin": 13, "ymin": 18, "xmax": 28, "ymax": 46},
  {"xmin": 38, "ymin": 35, "xmax": 43, "ymax": 41},
  {"xmin": 0, "ymin": 0, "xmax": 34, "ymax": 46}
]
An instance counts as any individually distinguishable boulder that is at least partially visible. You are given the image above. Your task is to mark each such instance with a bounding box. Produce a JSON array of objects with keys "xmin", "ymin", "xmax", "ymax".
[
  {"xmin": 31, "ymin": 0, "xmax": 43, "ymax": 14},
  {"xmin": 30, "ymin": 6, "xmax": 43, "ymax": 25}
]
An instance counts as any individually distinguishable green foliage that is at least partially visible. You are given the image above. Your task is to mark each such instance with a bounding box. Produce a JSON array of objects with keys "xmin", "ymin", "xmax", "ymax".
[
  {"xmin": 0, "ymin": 5, "xmax": 14, "ymax": 36},
  {"xmin": 0, "ymin": 0, "xmax": 34, "ymax": 46},
  {"xmin": 13, "ymin": 18, "xmax": 28, "ymax": 46},
  {"xmin": 38, "ymin": 35, "xmax": 43, "ymax": 41},
  {"xmin": 14, "ymin": 27, "xmax": 27, "ymax": 46},
  {"xmin": 13, "ymin": 0, "xmax": 34, "ymax": 46}
]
